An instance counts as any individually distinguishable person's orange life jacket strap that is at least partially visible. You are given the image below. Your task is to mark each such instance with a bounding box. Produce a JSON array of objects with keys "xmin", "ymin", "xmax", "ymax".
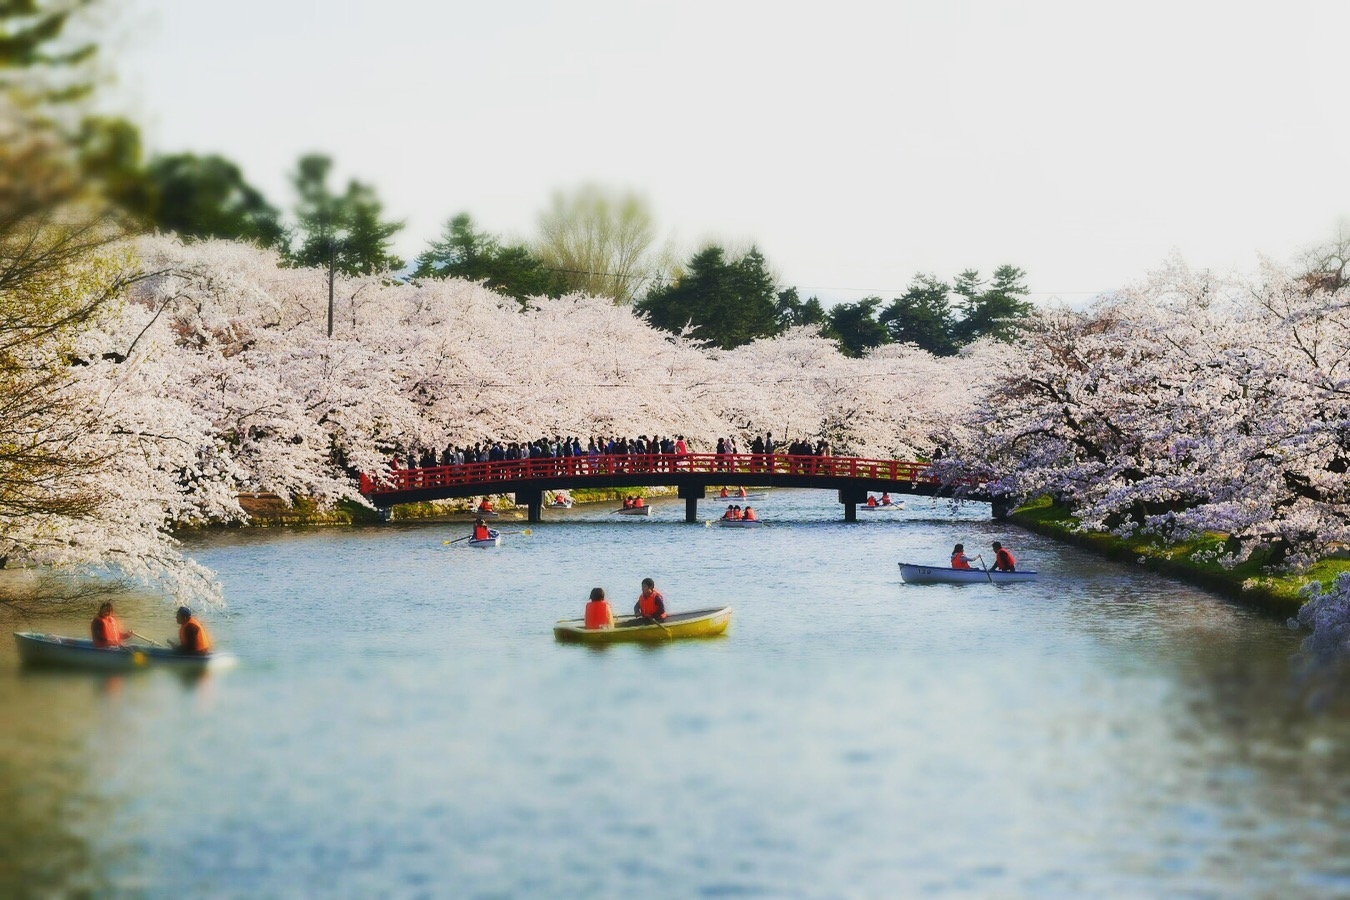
[
  {"xmin": 179, "ymin": 617, "xmax": 212, "ymax": 654},
  {"xmin": 584, "ymin": 600, "xmax": 614, "ymax": 629}
]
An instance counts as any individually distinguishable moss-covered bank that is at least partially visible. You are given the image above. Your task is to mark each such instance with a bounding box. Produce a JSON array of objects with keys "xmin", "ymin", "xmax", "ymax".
[{"xmin": 1008, "ymin": 497, "xmax": 1350, "ymax": 618}]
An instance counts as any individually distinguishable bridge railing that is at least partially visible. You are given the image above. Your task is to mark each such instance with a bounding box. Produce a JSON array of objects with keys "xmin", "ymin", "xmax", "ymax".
[{"xmin": 359, "ymin": 453, "xmax": 940, "ymax": 495}]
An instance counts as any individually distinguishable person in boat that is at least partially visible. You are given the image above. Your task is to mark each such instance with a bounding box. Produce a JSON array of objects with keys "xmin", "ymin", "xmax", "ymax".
[
  {"xmin": 473, "ymin": 518, "xmax": 492, "ymax": 542},
  {"xmin": 991, "ymin": 541, "xmax": 1017, "ymax": 572},
  {"xmin": 634, "ymin": 578, "xmax": 667, "ymax": 622},
  {"xmin": 951, "ymin": 543, "xmax": 974, "ymax": 569},
  {"xmin": 881, "ymin": 492, "xmax": 892, "ymax": 506},
  {"xmin": 91, "ymin": 601, "xmax": 132, "ymax": 648},
  {"xmin": 866, "ymin": 495, "xmax": 878, "ymax": 507},
  {"xmin": 719, "ymin": 487, "xmax": 730, "ymax": 498},
  {"xmin": 743, "ymin": 506, "xmax": 758, "ymax": 521},
  {"xmin": 173, "ymin": 606, "xmax": 213, "ymax": 655},
  {"xmin": 478, "ymin": 498, "xmax": 494, "ymax": 513},
  {"xmin": 584, "ymin": 587, "xmax": 615, "ymax": 630},
  {"xmin": 737, "ymin": 486, "xmax": 748, "ymax": 498},
  {"xmin": 633, "ymin": 496, "xmax": 645, "ymax": 508},
  {"xmin": 622, "ymin": 496, "xmax": 633, "ymax": 509}
]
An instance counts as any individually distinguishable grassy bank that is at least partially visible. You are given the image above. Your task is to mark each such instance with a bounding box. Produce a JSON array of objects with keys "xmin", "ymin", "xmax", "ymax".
[{"xmin": 1008, "ymin": 497, "xmax": 1350, "ymax": 617}]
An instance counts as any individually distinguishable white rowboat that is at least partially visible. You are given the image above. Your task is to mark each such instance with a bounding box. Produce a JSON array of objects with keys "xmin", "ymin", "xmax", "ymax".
[
  {"xmin": 615, "ymin": 506, "xmax": 652, "ymax": 516},
  {"xmin": 14, "ymin": 632, "xmax": 237, "ymax": 674},
  {"xmin": 469, "ymin": 529, "xmax": 502, "ymax": 547},
  {"xmin": 898, "ymin": 563, "xmax": 1038, "ymax": 584}
]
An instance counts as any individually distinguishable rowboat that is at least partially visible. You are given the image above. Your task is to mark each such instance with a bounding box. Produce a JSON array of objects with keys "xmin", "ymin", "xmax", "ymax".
[
  {"xmin": 898, "ymin": 563, "xmax": 1038, "ymax": 584},
  {"xmin": 716, "ymin": 518, "xmax": 763, "ymax": 528},
  {"xmin": 13, "ymin": 632, "xmax": 237, "ymax": 674},
  {"xmin": 861, "ymin": 501, "xmax": 905, "ymax": 511},
  {"xmin": 553, "ymin": 607, "xmax": 732, "ymax": 643},
  {"xmin": 615, "ymin": 506, "xmax": 652, "ymax": 516},
  {"xmin": 469, "ymin": 529, "xmax": 502, "ymax": 548},
  {"xmin": 475, "ymin": 508, "xmax": 499, "ymax": 518},
  {"xmin": 546, "ymin": 498, "xmax": 574, "ymax": 509},
  {"xmin": 716, "ymin": 492, "xmax": 765, "ymax": 502}
]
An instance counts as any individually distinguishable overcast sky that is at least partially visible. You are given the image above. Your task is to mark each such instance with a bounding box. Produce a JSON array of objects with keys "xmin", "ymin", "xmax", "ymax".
[{"xmin": 114, "ymin": 0, "xmax": 1348, "ymax": 306}]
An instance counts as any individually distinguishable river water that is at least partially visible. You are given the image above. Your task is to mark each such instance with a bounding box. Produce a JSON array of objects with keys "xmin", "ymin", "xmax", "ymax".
[{"xmin": 1, "ymin": 489, "xmax": 1348, "ymax": 898}]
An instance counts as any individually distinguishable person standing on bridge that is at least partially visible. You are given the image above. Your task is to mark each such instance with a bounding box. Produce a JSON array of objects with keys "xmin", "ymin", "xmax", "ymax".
[
  {"xmin": 951, "ymin": 544, "xmax": 974, "ymax": 569},
  {"xmin": 634, "ymin": 578, "xmax": 667, "ymax": 622},
  {"xmin": 991, "ymin": 541, "xmax": 1017, "ymax": 572}
]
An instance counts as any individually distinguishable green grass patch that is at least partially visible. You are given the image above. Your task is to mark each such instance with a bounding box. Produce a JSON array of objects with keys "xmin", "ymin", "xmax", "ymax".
[{"xmin": 1008, "ymin": 497, "xmax": 1341, "ymax": 617}]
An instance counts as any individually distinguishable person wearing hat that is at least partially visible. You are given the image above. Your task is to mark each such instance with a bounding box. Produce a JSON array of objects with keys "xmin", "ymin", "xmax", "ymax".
[{"xmin": 174, "ymin": 606, "xmax": 213, "ymax": 655}]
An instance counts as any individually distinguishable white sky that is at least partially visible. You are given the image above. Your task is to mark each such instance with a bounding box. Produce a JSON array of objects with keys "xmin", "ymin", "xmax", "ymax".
[{"xmin": 113, "ymin": 0, "xmax": 1349, "ymax": 306}]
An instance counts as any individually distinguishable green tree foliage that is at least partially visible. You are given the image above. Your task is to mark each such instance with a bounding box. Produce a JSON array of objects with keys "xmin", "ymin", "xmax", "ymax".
[
  {"xmin": 0, "ymin": 0, "xmax": 97, "ymax": 105},
  {"xmin": 879, "ymin": 274, "xmax": 958, "ymax": 356},
  {"xmin": 951, "ymin": 265, "xmax": 1033, "ymax": 344},
  {"xmin": 133, "ymin": 153, "xmax": 285, "ymax": 248},
  {"xmin": 774, "ymin": 286, "xmax": 830, "ymax": 331},
  {"xmin": 827, "ymin": 296, "xmax": 891, "ymax": 357},
  {"xmin": 534, "ymin": 184, "xmax": 656, "ymax": 304},
  {"xmin": 286, "ymin": 154, "xmax": 403, "ymax": 276},
  {"xmin": 414, "ymin": 212, "xmax": 558, "ymax": 304},
  {"xmin": 636, "ymin": 245, "xmax": 781, "ymax": 349}
]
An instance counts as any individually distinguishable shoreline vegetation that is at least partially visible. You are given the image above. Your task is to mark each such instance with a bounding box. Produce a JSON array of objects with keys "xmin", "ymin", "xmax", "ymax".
[
  {"xmin": 221, "ymin": 487, "xmax": 1344, "ymax": 619},
  {"xmin": 1008, "ymin": 497, "xmax": 1350, "ymax": 618}
]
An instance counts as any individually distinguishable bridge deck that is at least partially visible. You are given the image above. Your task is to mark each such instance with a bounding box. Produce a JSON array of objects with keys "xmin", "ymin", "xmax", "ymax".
[{"xmin": 360, "ymin": 452, "xmax": 989, "ymax": 509}]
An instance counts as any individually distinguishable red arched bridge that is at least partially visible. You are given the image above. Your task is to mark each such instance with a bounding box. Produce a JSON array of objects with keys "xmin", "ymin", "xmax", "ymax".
[{"xmin": 359, "ymin": 452, "xmax": 999, "ymax": 523}]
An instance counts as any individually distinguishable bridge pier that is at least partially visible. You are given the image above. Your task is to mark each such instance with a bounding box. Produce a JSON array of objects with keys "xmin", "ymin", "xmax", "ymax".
[
  {"xmin": 515, "ymin": 488, "xmax": 543, "ymax": 524},
  {"xmin": 838, "ymin": 486, "xmax": 868, "ymax": 522},
  {"xmin": 678, "ymin": 483, "xmax": 707, "ymax": 523}
]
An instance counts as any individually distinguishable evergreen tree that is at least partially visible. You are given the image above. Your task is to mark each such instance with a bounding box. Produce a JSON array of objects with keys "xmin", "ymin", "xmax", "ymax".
[
  {"xmin": 286, "ymin": 154, "xmax": 403, "ymax": 276},
  {"xmin": 636, "ymin": 245, "xmax": 782, "ymax": 349},
  {"xmin": 880, "ymin": 274, "xmax": 958, "ymax": 356},
  {"xmin": 132, "ymin": 153, "xmax": 285, "ymax": 248},
  {"xmin": 414, "ymin": 213, "xmax": 557, "ymax": 303},
  {"xmin": 827, "ymin": 296, "xmax": 891, "ymax": 357},
  {"xmin": 952, "ymin": 265, "xmax": 1033, "ymax": 344}
]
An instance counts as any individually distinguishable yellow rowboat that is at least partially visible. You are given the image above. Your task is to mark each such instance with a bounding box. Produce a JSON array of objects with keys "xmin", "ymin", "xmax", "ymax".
[{"xmin": 553, "ymin": 606, "xmax": 732, "ymax": 644}]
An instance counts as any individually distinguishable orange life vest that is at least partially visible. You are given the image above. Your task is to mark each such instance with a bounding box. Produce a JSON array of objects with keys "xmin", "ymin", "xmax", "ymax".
[
  {"xmin": 179, "ymin": 617, "xmax": 212, "ymax": 654},
  {"xmin": 636, "ymin": 591, "xmax": 666, "ymax": 619},
  {"xmin": 744, "ymin": 508, "xmax": 758, "ymax": 521},
  {"xmin": 951, "ymin": 554, "xmax": 972, "ymax": 570},
  {"xmin": 91, "ymin": 614, "xmax": 124, "ymax": 648},
  {"xmin": 719, "ymin": 489, "xmax": 729, "ymax": 498},
  {"xmin": 474, "ymin": 525, "xmax": 491, "ymax": 540},
  {"xmin": 584, "ymin": 600, "xmax": 614, "ymax": 629},
  {"xmin": 994, "ymin": 548, "xmax": 1017, "ymax": 571},
  {"xmin": 634, "ymin": 497, "xmax": 645, "ymax": 507},
  {"xmin": 867, "ymin": 497, "xmax": 878, "ymax": 507}
]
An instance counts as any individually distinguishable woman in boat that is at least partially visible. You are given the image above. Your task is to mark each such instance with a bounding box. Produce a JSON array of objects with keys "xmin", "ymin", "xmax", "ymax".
[
  {"xmin": 991, "ymin": 541, "xmax": 1017, "ymax": 572},
  {"xmin": 174, "ymin": 606, "xmax": 213, "ymax": 655},
  {"xmin": 866, "ymin": 495, "xmax": 878, "ymax": 507},
  {"xmin": 743, "ymin": 506, "xmax": 759, "ymax": 521},
  {"xmin": 584, "ymin": 587, "xmax": 615, "ymax": 630},
  {"xmin": 634, "ymin": 578, "xmax": 667, "ymax": 622},
  {"xmin": 881, "ymin": 492, "xmax": 892, "ymax": 506},
  {"xmin": 951, "ymin": 543, "xmax": 974, "ymax": 569},
  {"xmin": 472, "ymin": 518, "xmax": 492, "ymax": 542},
  {"xmin": 478, "ymin": 498, "xmax": 494, "ymax": 513},
  {"xmin": 91, "ymin": 601, "xmax": 132, "ymax": 648}
]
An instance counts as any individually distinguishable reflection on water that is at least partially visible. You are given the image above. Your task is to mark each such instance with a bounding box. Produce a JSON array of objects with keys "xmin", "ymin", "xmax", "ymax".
[{"xmin": 2, "ymin": 490, "xmax": 1349, "ymax": 897}]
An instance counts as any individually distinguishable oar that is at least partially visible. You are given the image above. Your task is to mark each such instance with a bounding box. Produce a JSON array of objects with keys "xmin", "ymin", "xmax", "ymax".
[
  {"xmin": 130, "ymin": 631, "xmax": 166, "ymax": 648},
  {"xmin": 977, "ymin": 554, "xmax": 994, "ymax": 584},
  {"xmin": 497, "ymin": 529, "xmax": 533, "ymax": 536},
  {"xmin": 443, "ymin": 535, "xmax": 472, "ymax": 545}
]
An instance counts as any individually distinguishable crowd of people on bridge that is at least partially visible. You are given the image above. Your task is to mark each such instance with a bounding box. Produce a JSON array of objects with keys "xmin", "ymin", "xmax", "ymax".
[{"xmin": 386, "ymin": 432, "xmax": 837, "ymax": 478}]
